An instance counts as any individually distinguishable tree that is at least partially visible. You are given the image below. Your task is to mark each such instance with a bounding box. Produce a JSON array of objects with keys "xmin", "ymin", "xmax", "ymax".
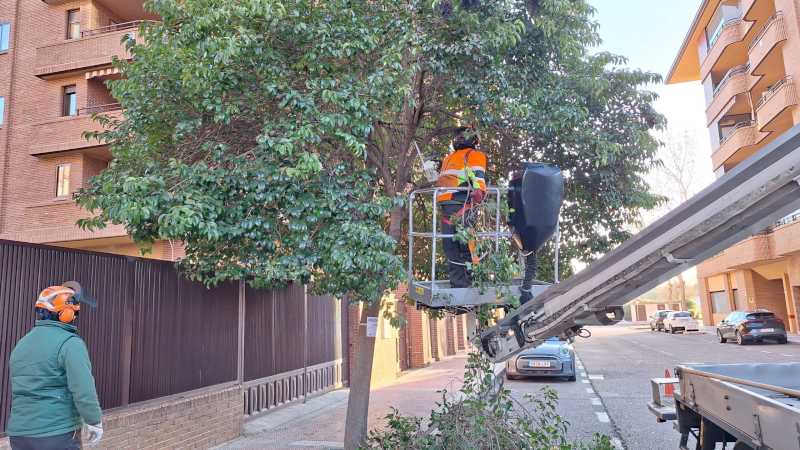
[{"xmin": 77, "ymin": 1, "xmax": 664, "ymax": 447}]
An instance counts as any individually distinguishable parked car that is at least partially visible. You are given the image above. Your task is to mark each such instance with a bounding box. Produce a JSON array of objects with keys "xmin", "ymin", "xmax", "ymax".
[
  {"xmin": 663, "ymin": 311, "xmax": 699, "ymax": 334},
  {"xmin": 506, "ymin": 337, "xmax": 576, "ymax": 381},
  {"xmin": 716, "ymin": 310, "xmax": 788, "ymax": 345},
  {"xmin": 649, "ymin": 310, "xmax": 674, "ymax": 331}
]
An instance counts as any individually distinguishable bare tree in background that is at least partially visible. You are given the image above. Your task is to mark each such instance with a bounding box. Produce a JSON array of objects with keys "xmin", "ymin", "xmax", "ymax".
[{"xmin": 651, "ymin": 127, "xmax": 708, "ymax": 312}]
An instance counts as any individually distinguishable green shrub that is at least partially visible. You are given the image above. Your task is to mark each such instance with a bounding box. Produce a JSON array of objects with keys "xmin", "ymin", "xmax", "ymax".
[{"xmin": 364, "ymin": 352, "xmax": 614, "ymax": 450}]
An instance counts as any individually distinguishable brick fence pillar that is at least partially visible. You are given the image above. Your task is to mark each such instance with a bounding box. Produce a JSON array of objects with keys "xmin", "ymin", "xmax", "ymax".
[
  {"xmin": 455, "ymin": 315, "xmax": 466, "ymax": 351},
  {"xmin": 445, "ymin": 316, "xmax": 457, "ymax": 356},
  {"xmin": 404, "ymin": 304, "xmax": 430, "ymax": 368}
]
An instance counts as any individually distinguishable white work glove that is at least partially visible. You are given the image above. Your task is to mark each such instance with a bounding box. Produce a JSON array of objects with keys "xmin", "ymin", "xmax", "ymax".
[{"xmin": 84, "ymin": 423, "xmax": 104, "ymax": 446}]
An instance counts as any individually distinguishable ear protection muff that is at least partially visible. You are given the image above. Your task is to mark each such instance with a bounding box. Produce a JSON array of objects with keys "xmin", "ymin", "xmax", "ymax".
[{"xmin": 58, "ymin": 302, "xmax": 80, "ymax": 324}]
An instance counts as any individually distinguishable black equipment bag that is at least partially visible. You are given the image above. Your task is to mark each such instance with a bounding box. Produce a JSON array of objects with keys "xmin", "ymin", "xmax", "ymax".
[{"xmin": 508, "ymin": 163, "xmax": 564, "ymax": 252}]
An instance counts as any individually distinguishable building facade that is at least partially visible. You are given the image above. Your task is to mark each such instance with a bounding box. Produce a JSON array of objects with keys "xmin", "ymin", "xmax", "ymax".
[
  {"xmin": 669, "ymin": 0, "xmax": 800, "ymax": 331},
  {"xmin": 0, "ymin": 0, "xmax": 178, "ymax": 257}
]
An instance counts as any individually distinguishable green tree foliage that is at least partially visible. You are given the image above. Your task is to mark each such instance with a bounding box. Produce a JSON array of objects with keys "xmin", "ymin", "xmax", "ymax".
[{"xmin": 77, "ymin": 0, "xmax": 663, "ymax": 299}]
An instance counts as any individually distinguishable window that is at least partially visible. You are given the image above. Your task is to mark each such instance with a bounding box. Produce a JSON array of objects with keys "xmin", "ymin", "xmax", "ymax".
[
  {"xmin": 710, "ymin": 291, "xmax": 731, "ymax": 314},
  {"xmin": 0, "ymin": 22, "xmax": 10, "ymax": 52},
  {"xmin": 62, "ymin": 85, "xmax": 77, "ymax": 116},
  {"xmin": 56, "ymin": 164, "xmax": 71, "ymax": 197},
  {"xmin": 67, "ymin": 9, "xmax": 80, "ymax": 40},
  {"xmin": 0, "ymin": 96, "xmax": 4, "ymax": 126},
  {"xmin": 673, "ymin": 312, "xmax": 691, "ymax": 318}
]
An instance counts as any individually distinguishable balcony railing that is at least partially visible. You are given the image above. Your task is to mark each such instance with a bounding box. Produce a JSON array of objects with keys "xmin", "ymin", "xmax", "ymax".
[
  {"xmin": 78, "ymin": 103, "xmax": 122, "ymax": 116},
  {"xmin": 774, "ymin": 210, "xmax": 800, "ymax": 227},
  {"xmin": 709, "ymin": 18, "xmax": 742, "ymax": 48},
  {"xmin": 748, "ymin": 13, "xmax": 783, "ymax": 50},
  {"xmin": 35, "ymin": 28, "xmax": 138, "ymax": 78},
  {"xmin": 748, "ymin": 13, "xmax": 787, "ymax": 74},
  {"xmin": 80, "ymin": 20, "xmax": 152, "ymax": 38},
  {"xmin": 713, "ymin": 64, "xmax": 750, "ymax": 98},
  {"xmin": 720, "ymin": 120, "xmax": 755, "ymax": 145},
  {"xmin": 756, "ymin": 76, "xmax": 792, "ymax": 109}
]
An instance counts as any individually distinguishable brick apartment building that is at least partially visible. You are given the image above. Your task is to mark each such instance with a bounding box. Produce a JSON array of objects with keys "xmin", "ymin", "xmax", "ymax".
[
  {"xmin": 668, "ymin": 0, "xmax": 800, "ymax": 331},
  {"xmin": 0, "ymin": 0, "xmax": 178, "ymax": 257}
]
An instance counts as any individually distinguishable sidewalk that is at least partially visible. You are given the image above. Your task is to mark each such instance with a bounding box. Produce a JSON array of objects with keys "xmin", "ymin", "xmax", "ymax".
[{"xmin": 218, "ymin": 355, "xmax": 470, "ymax": 450}]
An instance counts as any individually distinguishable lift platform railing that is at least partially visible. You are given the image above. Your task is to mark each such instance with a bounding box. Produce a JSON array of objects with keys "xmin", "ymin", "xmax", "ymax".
[{"xmin": 407, "ymin": 186, "xmax": 555, "ymax": 310}]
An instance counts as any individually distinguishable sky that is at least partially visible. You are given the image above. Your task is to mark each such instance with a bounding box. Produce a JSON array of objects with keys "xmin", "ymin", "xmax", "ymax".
[
  {"xmin": 572, "ymin": 1, "xmax": 714, "ymax": 283},
  {"xmin": 587, "ymin": 0, "xmax": 715, "ymax": 210}
]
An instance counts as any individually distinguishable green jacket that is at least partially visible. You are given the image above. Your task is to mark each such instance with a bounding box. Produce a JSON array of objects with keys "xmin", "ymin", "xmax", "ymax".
[{"xmin": 7, "ymin": 320, "xmax": 102, "ymax": 437}]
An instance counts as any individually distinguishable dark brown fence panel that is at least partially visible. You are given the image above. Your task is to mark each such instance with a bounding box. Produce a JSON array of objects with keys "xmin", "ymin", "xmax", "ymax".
[
  {"xmin": 243, "ymin": 287, "xmax": 275, "ymax": 381},
  {"xmin": 128, "ymin": 260, "xmax": 238, "ymax": 403},
  {"xmin": 307, "ymin": 295, "xmax": 339, "ymax": 366},
  {"xmin": 272, "ymin": 284, "xmax": 305, "ymax": 374}
]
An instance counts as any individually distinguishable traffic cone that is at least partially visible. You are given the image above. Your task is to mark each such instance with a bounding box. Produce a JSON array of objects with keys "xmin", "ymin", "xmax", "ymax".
[{"xmin": 664, "ymin": 369, "xmax": 674, "ymax": 396}]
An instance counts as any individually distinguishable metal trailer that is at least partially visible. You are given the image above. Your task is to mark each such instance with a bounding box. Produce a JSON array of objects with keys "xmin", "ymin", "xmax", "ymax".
[
  {"xmin": 648, "ymin": 363, "xmax": 800, "ymax": 450},
  {"xmin": 478, "ymin": 122, "xmax": 800, "ymax": 363}
]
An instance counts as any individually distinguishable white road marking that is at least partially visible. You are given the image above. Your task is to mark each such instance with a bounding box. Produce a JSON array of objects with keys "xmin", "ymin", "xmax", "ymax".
[
  {"xmin": 585, "ymin": 388, "xmax": 594, "ymax": 394},
  {"xmin": 612, "ymin": 438, "xmax": 624, "ymax": 449},
  {"xmin": 783, "ymin": 354, "xmax": 793, "ymax": 357},
  {"xmin": 590, "ymin": 397, "xmax": 601, "ymax": 406},
  {"xmin": 596, "ymin": 412, "xmax": 610, "ymax": 423},
  {"xmin": 582, "ymin": 379, "xmax": 590, "ymax": 384},
  {"xmin": 580, "ymin": 372, "xmax": 587, "ymax": 377},
  {"xmin": 761, "ymin": 350, "xmax": 772, "ymax": 353},
  {"xmin": 588, "ymin": 374, "xmax": 605, "ymax": 380}
]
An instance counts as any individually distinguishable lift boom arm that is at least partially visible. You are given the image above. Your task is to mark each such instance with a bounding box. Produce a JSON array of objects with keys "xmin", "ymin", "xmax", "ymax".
[{"xmin": 480, "ymin": 124, "xmax": 800, "ymax": 362}]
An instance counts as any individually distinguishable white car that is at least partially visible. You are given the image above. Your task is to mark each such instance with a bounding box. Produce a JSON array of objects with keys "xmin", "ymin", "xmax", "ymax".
[{"xmin": 663, "ymin": 311, "xmax": 699, "ymax": 334}]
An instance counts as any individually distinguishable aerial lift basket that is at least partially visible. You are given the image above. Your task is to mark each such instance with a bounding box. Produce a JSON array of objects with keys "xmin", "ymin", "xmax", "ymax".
[{"xmin": 407, "ymin": 163, "xmax": 564, "ymax": 311}]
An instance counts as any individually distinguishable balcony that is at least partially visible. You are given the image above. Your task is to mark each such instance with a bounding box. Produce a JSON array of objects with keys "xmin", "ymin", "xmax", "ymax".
[
  {"xmin": 755, "ymin": 77, "xmax": 797, "ymax": 130},
  {"xmin": 706, "ymin": 65, "xmax": 750, "ymax": 124},
  {"xmin": 748, "ymin": 13, "xmax": 787, "ymax": 76},
  {"xmin": 34, "ymin": 22, "xmax": 144, "ymax": 79},
  {"xmin": 712, "ymin": 121, "xmax": 766, "ymax": 169},
  {"xmin": 41, "ymin": 0, "xmax": 156, "ymax": 22},
  {"xmin": 701, "ymin": 19, "xmax": 751, "ymax": 79},
  {"xmin": 30, "ymin": 105, "xmax": 121, "ymax": 156}
]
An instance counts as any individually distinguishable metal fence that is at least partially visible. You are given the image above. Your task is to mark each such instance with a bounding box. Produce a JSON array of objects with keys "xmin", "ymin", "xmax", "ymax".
[{"xmin": 0, "ymin": 240, "xmax": 346, "ymax": 433}]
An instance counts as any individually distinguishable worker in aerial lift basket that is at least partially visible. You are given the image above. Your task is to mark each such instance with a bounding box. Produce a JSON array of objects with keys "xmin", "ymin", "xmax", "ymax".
[
  {"xmin": 436, "ymin": 126, "xmax": 488, "ymax": 288},
  {"xmin": 6, "ymin": 282, "xmax": 103, "ymax": 450}
]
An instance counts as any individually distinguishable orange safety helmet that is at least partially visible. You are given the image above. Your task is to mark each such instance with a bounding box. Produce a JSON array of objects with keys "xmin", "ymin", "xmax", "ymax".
[{"xmin": 36, "ymin": 283, "xmax": 80, "ymax": 324}]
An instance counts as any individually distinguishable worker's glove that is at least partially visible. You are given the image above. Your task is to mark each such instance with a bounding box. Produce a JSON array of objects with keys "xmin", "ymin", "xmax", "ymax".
[
  {"xmin": 470, "ymin": 189, "xmax": 485, "ymax": 204},
  {"xmin": 85, "ymin": 423, "xmax": 103, "ymax": 446}
]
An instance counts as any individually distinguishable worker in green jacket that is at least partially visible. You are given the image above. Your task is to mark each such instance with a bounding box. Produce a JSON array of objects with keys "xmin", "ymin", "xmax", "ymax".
[{"xmin": 7, "ymin": 282, "xmax": 103, "ymax": 450}]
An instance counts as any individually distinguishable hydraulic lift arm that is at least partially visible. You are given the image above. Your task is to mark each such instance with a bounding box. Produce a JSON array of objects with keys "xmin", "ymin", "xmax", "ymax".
[{"xmin": 479, "ymin": 123, "xmax": 800, "ymax": 363}]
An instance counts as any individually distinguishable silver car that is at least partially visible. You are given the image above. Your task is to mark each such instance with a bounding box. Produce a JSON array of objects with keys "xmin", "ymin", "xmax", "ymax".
[{"xmin": 506, "ymin": 337, "xmax": 576, "ymax": 381}]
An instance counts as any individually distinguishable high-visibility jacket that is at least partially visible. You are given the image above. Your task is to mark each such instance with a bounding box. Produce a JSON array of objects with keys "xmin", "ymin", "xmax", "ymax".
[{"xmin": 436, "ymin": 147, "xmax": 487, "ymax": 204}]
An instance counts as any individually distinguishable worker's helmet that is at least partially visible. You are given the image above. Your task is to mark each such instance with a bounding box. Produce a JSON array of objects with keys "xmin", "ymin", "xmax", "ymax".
[
  {"xmin": 35, "ymin": 281, "xmax": 84, "ymax": 324},
  {"xmin": 453, "ymin": 126, "xmax": 480, "ymax": 150}
]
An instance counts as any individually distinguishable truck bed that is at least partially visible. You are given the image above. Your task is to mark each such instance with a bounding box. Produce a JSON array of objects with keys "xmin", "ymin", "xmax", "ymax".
[{"xmin": 675, "ymin": 363, "xmax": 800, "ymax": 450}]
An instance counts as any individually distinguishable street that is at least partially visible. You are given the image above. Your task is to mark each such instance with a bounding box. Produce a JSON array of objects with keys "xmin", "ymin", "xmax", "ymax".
[
  {"xmin": 508, "ymin": 324, "xmax": 800, "ymax": 449},
  {"xmin": 216, "ymin": 324, "xmax": 800, "ymax": 450}
]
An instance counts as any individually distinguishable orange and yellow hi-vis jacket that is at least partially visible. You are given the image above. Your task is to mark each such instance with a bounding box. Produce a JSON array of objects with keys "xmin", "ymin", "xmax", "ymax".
[{"xmin": 436, "ymin": 147, "xmax": 487, "ymax": 204}]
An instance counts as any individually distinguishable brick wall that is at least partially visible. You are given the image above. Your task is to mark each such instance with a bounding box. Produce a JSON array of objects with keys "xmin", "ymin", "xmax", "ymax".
[{"xmin": 0, "ymin": 384, "xmax": 242, "ymax": 450}]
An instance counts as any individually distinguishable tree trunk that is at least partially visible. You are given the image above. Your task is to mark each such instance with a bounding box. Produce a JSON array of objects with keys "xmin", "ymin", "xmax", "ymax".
[
  {"xmin": 343, "ymin": 301, "xmax": 381, "ymax": 449},
  {"xmin": 342, "ymin": 206, "xmax": 405, "ymax": 449}
]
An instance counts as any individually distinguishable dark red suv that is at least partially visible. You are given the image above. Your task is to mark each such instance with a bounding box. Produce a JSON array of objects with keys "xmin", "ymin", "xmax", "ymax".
[{"xmin": 716, "ymin": 310, "xmax": 788, "ymax": 345}]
